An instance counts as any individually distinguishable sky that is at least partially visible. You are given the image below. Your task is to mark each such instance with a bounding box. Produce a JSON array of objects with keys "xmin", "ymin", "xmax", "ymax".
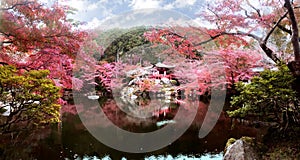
[{"xmin": 41, "ymin": 0, "xmax": 208, "ymax": 29}]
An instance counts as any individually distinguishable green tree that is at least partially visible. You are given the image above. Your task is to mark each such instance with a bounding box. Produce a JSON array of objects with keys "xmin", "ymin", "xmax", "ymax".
[
  {"xmin": 228, "ymin": 64, "xmax": 300, "ymax": 130},
  {"xmin": 101, "ymin": 27, "xmax": 150, "ymax": 62},
  {"xmin": 0, "ymin": 65, "xmax": 61, "ymax": 133}
]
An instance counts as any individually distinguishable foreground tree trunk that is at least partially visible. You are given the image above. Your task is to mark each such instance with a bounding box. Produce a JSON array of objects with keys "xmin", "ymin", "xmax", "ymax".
[{"xmin": 284, "ymin": 0, "xmax": 300, "ymax": 96}]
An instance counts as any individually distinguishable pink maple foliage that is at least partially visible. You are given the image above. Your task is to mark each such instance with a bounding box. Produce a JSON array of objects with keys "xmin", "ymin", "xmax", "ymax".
[
  {"xmin": 173, "ymin": 48, "xmax": 263, "ymax": 95},
  {"xmin": 144, "ymin": 27, "xmax": 264, "ymax": 95},
  {"xmin": 0, "ymin": 0, "xmax": 87, "ymax": 90},
  {"xmin": 199, "ymin": 0, "xmax": 296, "ymax": 64},
  {"xmin": 144, "ymin": 28, "xmax": 201, "ymax": 59}
]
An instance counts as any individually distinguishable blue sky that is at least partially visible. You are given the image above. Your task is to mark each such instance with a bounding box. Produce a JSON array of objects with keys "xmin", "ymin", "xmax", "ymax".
[{"xmin": 41, "ymin": 0, "xmax": 208, "ymax": 29}]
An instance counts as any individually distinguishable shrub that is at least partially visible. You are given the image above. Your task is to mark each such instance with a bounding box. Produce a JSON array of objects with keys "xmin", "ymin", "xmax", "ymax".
[
  {"xmin": 228, "ymin": 64, "xmax": 300, "ymax": 130},
  {"xmin": 0, "ymin": 65, "xmax": 61, "ymax": 133}
]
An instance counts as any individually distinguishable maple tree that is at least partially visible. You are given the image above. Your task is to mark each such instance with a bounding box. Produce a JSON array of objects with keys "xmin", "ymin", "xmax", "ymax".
[
  {"xmin": 170, "ymin": 48, "xmax": 262, "ymax": 95},
  {"xmin": 0, "ymin": 0, "xmax": 111, "ymax": 134},
  {"xmin": 142, "ymin": 0, "xmax": 300, "ymax": 96},
  {"xmin": 0, "ymin": 0, "xmax": 87, "ymax": 89},
  {"xmin": 144, "ymin": 27, "xmax": 263, "ymax": 95},
  {"xmin": 144, "ymin": 28, "xmax": 203, "ymax": 59},
  {"xmin": 199, "ymin": 0, "xmax": 300, "ymax": 74},
  {"xmin": 195, "ymin": 0, "xmax": 300, "ymax": 135}
]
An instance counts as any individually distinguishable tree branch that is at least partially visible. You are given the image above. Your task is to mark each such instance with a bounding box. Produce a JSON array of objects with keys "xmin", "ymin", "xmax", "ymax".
[
  {"xmin": 259, "ymin": 43, "xmax": 281, "ymax": 64},
  {"xmin": 0, "ymin": 1, "xmax": 35, "ymax": 11},
  {"xmin": 196, "ymin": 30, "xmax": 281, "ymax": 64},
  {"xmin": 196, "ymin": 31, "xmax": 262, "ymax": 46},
  {"xmin": 263, "ymin": 11, "xmax": 289, "ymax": 44},
  {"xmin": 0, "ymin": 62, "xmax": 9, "ymax": 65},
  {"xmin": 207, "ymin": 7, "xmax": 221, "ymax": 30},
  {"xmin": 246, "ymin": 0, "xmax": 261, "ymax": 17},
  {"xmin": 197, "ymin": 9, "xmax": 291, "ymax": 64},
  {"xmin": 276, "ymin": 24, "xmax": 292, "ymax": 35}
]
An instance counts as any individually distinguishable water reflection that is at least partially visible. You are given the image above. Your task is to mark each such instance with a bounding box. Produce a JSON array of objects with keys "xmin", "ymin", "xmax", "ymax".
[
  {"xmin": 0, "ymin": 98, "xmax": 260, "ymax": 160},
  {"xmin": 82, "ymin": 154, "xmax": 223, "ymax": 160}
]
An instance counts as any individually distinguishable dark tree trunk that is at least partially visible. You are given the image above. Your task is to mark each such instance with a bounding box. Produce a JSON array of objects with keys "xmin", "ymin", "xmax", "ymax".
[
  {"xmin": 284, "ymin": 0, "xmax": 300, "ymax": 96},
  {"xmin": 284, "ymin": 0, "xmax": 300, "ymax": 61}
]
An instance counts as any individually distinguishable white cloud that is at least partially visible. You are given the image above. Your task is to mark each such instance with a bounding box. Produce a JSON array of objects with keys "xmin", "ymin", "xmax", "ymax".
[
  {"xmin": 58, "ymin": 0, "xmax": 86, "ymax": 12},
  {"xmin": 129, "ymin": 0, "xmax": 162, "ymax": 10},
  {"xmin": 39, "ymin": 0, "xmax": 57, "ymax": 7},
  {"xmin": 193, "ymin": 17, "xmax": 215, "ymax": 28},
  {"xmin": 50, "ymin": 0, "xmax": 204, "ymax": 30},
  {"xmin": 163, "ymin": 0, "xmax": 197, "ymax": 9},
  {"xmin": 59, "ymin": 0, "xmax": 99, "ymax": 12},
  {"xmin": 99, "ymin": 0, "xmax": 109, "ymax": 3},
  {"xmin": 87, "ymin": 3, "xmax": 98, "ymax": 11},
  {"xmin": 163, "ymin": 4, "xmax": 173, "ymax": 10},
  {"xmin": 57, "ymin": 0, "xmax": 116, "ymax": 23},
  {"xmin": 80, "ymin": 17, "xmax": 102, "ymax": 30},
  {"xmin": 96, "ymin": 9, "xmax": 201, "ymax": 30},
  {"xmin": 174, "ymin": 0, "xmax": 197, "ymax": 7}
]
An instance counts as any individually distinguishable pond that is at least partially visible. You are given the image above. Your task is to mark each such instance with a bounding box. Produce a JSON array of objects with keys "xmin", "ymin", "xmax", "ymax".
[{"xmin": 0, "ymin": 97, "xmax": 261, "ymax": 160}]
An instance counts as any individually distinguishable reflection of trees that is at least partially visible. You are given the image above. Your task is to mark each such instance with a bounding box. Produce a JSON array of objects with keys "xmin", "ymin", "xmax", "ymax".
[
  {"xmin": 0, "ymin": 126, "xmax": 54, "ymax": 160},
  {"xmin": 1, "ymin": 98, "xmax": 263, "ymax": 159},
  {"xmin": 101, "ymin": 99, "xmax": 157, "ymax": 131},
  {"xmin": 56, "ymin": 99, "xmax": 261, "ymax": 159}
]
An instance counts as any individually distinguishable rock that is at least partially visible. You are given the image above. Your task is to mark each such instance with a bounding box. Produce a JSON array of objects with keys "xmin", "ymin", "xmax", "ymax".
[
  {"xmin": 156, "ymin": 120, "xmax": 176, "ymax": 127},
  {"xmin": 126, "ymin": 67, "xmax": 150, "ymax": 77},
  {"xmin": 170, "ymin": 79, "xmax": 178, "ymax": 85},
  {"xmin": 161, "ymin": 77, "xmax": 170, "ymax": 84},
  {"xmin": 155, "ymin": 62, "xmax": 175, "ymax": 69},
  {"xmin": 223, "ymin": 137, "xmax": 260, "ymax": 160},
  {"xmin": 1, "ymin": 101, "xmax": 10, "ymax": 116},
  {"xmin": 224, "ymin": 138, "xmax": 236, "ymax": 153},
  {"xmin": 165, "ymin": 91, "xmax": 172, "ymax": 96},
  {"xmin": 154, "ymin": 79, "xmax": 160, "ymax": 85},
  {"xmin": 87, "ymin": 95, "xmax": 99, "ymax": 100},
  {"xmin": 130, "ymin": 95, "xmax": 138, "ymax": 100},
  {"xmin": 164, "ymin": 99, "xmax": 171, "ymax": 103},
  {"xmin": 126, "ymin": 87, "xmax": 135, "ymax": 95}
]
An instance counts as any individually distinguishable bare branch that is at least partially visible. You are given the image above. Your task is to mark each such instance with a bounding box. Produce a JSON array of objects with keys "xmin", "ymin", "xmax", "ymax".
[
  {"xmin": 0, "ymin": 62, "xmax": 9, "ymax": 66},
  {"xmin": 207, "ymin": 7, "xmax": 221, "ymax": 30},
  {"xmin": 263, "ymin": 11, "xmax": 289, "ymax": 44},
  {"xmin": 196, "ymin": 30, "xmax": 282, "ymax": 64},
  {"xmin": 0, "ymin": 30, "xmax": 13, "ymax": 37},
  {"xmin": 196, "ymin": 31, "xmax": 262, "ymax": 46},
  {"xmin": 259, "ymin": 42, "xmax": 281, "ymax": 64},
  {"xmin": 276, "ymin": 24, "xmax": 292, "ymax": 35},
  {"xmin": 246, "ymin": 0, "xmax": 261, "ymax": 17},
  {"xmin": 294, "ymin": 5, "xmax": 300, "ymax": 9}
]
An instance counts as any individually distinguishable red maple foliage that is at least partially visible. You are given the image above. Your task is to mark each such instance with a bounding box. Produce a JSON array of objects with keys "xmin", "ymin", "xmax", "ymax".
[
  {"xmin": 144, "ymin": 28, "xmax": 201, "ymax": 59},
  {"xmin": 144, "ymin": 27, "xmax": 264, "ymax": 94},
  {"xmin": 199, "ymin": 0, "xmax": 300, "ymax": 65},
  {"xmin": 0, "ymin": 0, "xmax": 87, "ymax": 89}
]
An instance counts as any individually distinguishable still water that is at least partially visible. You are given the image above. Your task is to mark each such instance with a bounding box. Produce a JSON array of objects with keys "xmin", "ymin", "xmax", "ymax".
[{"xmin": 0, "ymin": 97, "xmax": 259, "ymax": 160}]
